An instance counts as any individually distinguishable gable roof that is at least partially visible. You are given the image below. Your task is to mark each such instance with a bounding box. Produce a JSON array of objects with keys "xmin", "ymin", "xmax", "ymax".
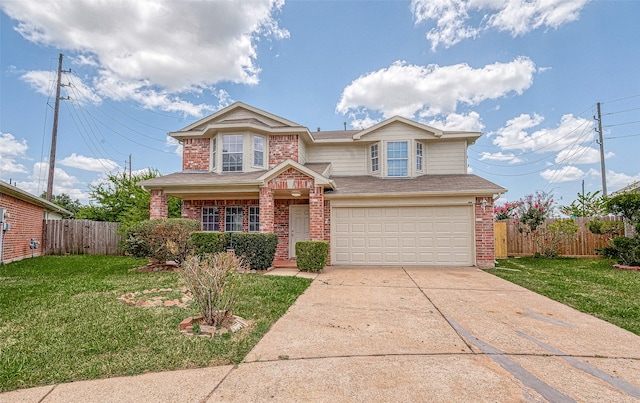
[
  {"xmin": 351, "ymin": 116, "xmax": 481, "ymax": 143},
  {"xmin": 257, "ymin": 159, "xmax": 334, "ymax": 187},
  {"xmin": 170, "ymin": 102, "xmax": 313, "ymax": 140},
  {"xmin": 0, "ymin": 180, "xmax": 73, "ymax": 216}
]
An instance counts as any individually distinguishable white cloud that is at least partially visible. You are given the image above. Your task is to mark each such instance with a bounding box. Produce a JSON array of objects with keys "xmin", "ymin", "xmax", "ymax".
[
  {"xmin": 21, "ymin": 70, "xmax": 102, "ymax": 105},
  {"xmin": 591, "ymin": 169, "xmax": 640, "ymax": 193},
  {"xmin": 491, "ymin": 113, "xmax": 594, "ymax": 153},
  {"xmin": 2, "ymin": 0, "xmax": 287, "ymax": 115},
  {"xmin": 555, "ymin": 146, "xmax": 614, "ymax": 165},
  {"xmin": 166, "ymin": 137, "xmax": 183, "ymax": 157},
  {"xmin": 424, "ymin": 111, "xmax": 484, "ymax": 132},
  {"xmin": 13, "ymin": 162, "xmax": 88, "ymax": 201},
  {"xmin": 479, "ymin": 152, "xmax": 523, "ymax": 164},
  {"xmin": 59, "ymin": 153, "xmax": 120, "ymax": 173},
  {"xmin": 337, "ymin": 57, "xmax": 536, "ymax": 123},
  {"xmin": 411, "ymin": 0, "xmax": 590, "ymax": 50},
  {"xmin": 540, "ymin": 166, "xmax": 586, "ymax": 183},
  {"xmin": 0, "ymin": 132, "xmax": 29, "ymax": 175}
]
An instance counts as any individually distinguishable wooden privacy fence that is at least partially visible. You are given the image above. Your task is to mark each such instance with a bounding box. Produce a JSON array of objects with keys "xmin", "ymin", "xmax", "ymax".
[
  {"xmin": 43, "ymin": 219, "xmax": 123, "ymax": 256},
  {"xmin": 496, "ymin": 216, "xmax": 621, "ymax": 257}
]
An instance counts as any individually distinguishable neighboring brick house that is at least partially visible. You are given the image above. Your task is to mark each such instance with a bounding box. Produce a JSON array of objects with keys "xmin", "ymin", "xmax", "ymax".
[
  {"xmin": 141, "ymin": 102, "xmax": 506, "ymax": 268},
  {"xmin": 0, "ymin": 180, "xmax": 72, "ymax": 263}
]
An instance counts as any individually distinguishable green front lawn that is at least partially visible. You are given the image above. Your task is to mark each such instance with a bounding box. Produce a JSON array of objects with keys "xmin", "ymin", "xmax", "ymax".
[
  {"xmin": 0, "ymin": 255, "xmax": 311, "ymax": 392},
  {"xmin": 487, "ymin": 257, "xmax": 640, "ymax": 336}
]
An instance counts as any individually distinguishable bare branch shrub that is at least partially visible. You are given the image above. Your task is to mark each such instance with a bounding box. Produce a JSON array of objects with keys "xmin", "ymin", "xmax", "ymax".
[{"xmin": 179, "ymin": 252, "xmax": 249, "ymax": 326}]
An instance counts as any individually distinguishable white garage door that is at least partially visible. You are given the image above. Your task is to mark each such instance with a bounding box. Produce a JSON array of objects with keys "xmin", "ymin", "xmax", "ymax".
[{"xmin": 332, "ymin": 206, "xmax": 474, "ymax": 266}]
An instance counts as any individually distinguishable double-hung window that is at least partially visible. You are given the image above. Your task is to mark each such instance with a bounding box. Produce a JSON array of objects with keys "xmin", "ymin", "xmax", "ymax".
[
  {"xmin": 222, "ymin": 134, "xmax": 243, "ymax": 172},
  {"xmin": 249, "ymin": 206, "xmax": 260, "ymax": 232},
  {"xmin": 387, "ymin": 141, "xmax": 408, "ymax": 177},
  {"xmin": 253, "ymin": 136, "xmax": 265, "ymax": 167},
  {"xmin": 416, "ymin": 142, "xmax": 423, "ymax": 171},
  {"xmin": 211, "ymin": 136, "xmax": 217, "ymax": 170},
  {"xmin": 225, "ymin": 206, "xmax": 243, "ymax": 232},
  {"xmin": 370, "ymin": 143, "xmax": 379, "ymax": 172},
  {"xmin": 202, "ymin": 207, "xmax": 219, "ymax": 231}
]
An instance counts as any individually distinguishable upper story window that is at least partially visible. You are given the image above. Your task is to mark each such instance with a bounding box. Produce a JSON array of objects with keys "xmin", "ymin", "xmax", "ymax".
[
  {"xmin": 416, "ymin": 142, "xmax": 423, "ymax": 171},
  {"xmin": 387, "ymin": 141, "xmax": 408, "ymax": 177},
  {"xmin": 370, "ymin": 143, "xmax": 379, "ymax": 172},
  {"xmin": 211, "ymin": 137, "xmax": 217, "ymax": 170},
  {"xmin": 202, "ymin": 207, "xmax": 219, "ymax": 231},
  {"xmin": 253, "ymin": 136, "xmax": 265, "ymax": 167},
  {"xmin": 222, "ymin": 134, "xmax": 243, "ymax": 172}
]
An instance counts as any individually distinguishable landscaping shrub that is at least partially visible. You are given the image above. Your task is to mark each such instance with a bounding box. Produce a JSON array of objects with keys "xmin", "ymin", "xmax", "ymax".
[
  {"xmin": 600, "ymin": 236, "xmax": 640, "ymax": 266},
  {"xmin": 587, "ymin": 218, "xmax": 624, "ymax": 238},
  {"xmin": 231, "ymin": 233, "xmax": 278, "ymax": 270},
  {"xmin": 539, "ymin": 219, "xmax": 579, "ymax": 258},
  {"xmin": 191, "ymin": 232, "xmax": 230, "ymax": 256},
  {"xmin": 295, "ymin": 241, "xmax": 328, "ymax": 272},
  {"xmin": 122, "ymin": 218, "xmax": 199, "ymax": 263},
  {"xmin": 180, "ymin": 252, "xmax": 249, "ymax": 326}
]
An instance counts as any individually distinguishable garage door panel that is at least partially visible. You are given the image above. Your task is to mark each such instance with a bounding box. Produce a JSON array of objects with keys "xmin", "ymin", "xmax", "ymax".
[{"xmin": 332, "ymin": 206, "xmax": 473, "ymax": 266}]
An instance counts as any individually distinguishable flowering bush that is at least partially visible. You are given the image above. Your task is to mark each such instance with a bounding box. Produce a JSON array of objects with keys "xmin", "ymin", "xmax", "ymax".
[
  {"xmin": 514, "ymin": 191, "xmax": 554, "ymax": 235},
  {"xmin": 494, "ymin": 201, "xmax": 521, "ymax": 221}
]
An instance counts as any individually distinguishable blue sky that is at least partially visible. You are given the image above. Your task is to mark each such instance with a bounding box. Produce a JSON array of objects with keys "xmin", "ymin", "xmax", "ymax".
[{"xmin": 1, "ymin": 0, "xmax": 639, "ymax": 209}]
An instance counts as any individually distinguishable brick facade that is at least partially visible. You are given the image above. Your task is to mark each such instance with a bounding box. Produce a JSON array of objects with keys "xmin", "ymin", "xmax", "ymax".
[
  {"xmin": 150, "ymin": 189, "xmax": 168, "ymax": 219},
  {"xmin": 182, "ymin": 138, "xmax": 210, "ymax": 171},
  {"xmin": 475, "ymin": 196, "xmax": 496, "ymax": 269},
  {"xmin": 0, "ymin": 193, "xmax": 44, "ymax": 263},
  {"xmin": 268, "ymin": 135, "xmax": 299, "ymax": 167}
]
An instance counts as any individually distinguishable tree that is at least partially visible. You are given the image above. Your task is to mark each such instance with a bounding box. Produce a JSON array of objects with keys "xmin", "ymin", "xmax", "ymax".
[
  {"xmin": 41, "ymin": 192, "xmax": 83, "ymax": 215},
  {"xmin": 76, "ymin": 170, "xmax": 181, "ymax": 228},
  {"xmin": 607, "ymin": 192, "xmax": 640, "ymax": 232},
  {"xmin": 560, "ymin": 190, "xmax": 607, "ymax": 218},
  {"xmin": 514, "ymin": 191, "xmax": 554, "ymax": 234}
]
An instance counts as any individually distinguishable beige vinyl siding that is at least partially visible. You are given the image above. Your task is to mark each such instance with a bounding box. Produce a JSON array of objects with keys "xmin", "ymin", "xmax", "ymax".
[
  {"xmin": 218, "ymin": 108, "xmax": 286, "ymax": 127},
  {"xmin": 298, "ymin": 138, "xmax": 308, "ymax": 165},
  {"xmin": 306, "ymin": 144, "xmax": 367, "ymax": 175},
  {"xmin": 425, "ymin": 140, "xmax": 467, "ymax": 174}
]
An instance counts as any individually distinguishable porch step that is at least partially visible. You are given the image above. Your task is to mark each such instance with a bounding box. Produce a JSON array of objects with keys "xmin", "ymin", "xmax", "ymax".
[{"xmin": 272, "ymin": 260, "xmax": 297, "ymax": 268}]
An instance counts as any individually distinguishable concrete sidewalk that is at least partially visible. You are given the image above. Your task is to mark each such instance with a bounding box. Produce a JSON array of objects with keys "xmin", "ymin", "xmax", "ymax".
[{"xmin": 2, "ymin": 266, "xmax": 640, "ymax": 402}]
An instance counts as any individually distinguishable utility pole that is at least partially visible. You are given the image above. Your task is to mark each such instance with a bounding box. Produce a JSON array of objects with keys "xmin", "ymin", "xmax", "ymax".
[
  {"xmin": 46, "ymin": 54, "xmax": 64, "ymax": 201},
  {"xmin": 596, "ymin": 102, "xmax": 607, "ymax": 197},
  {"xmin": 128, "ymin": 154, "xmax": 132, "ymax": 179}
]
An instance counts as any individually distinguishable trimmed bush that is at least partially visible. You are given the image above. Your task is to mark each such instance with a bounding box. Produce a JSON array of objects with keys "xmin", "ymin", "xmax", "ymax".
[
  {"xmin": 295, "ymin": 241, "xmax": 328, "ymax": 272},
  {"xmin": 231, "ymin": 233, "xmax": 278, "ymax": 270},
  {"xmin": 121, "ymin": 218, "xmax": 199, "ymax": 263},
  {"xmin": 190, "ymin": 232, "xmax": 230, "ymax": 256}
]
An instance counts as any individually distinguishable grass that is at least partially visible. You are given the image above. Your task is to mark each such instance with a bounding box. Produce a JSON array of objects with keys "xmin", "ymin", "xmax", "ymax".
[
  {"xmin": 487, "ymin": 257, "xmax": 640, "ymax": 336},
  {"xmin": 0, "ymin": 255, "xmax": 311, "ymax": 392}
]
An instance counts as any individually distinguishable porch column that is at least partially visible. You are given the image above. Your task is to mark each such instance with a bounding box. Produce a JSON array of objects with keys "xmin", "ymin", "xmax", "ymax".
[
  {"xmin": 309, "ymin": 186, "xmax": 324, "ymax": 241},
  {"xmin": 259, "ymin": 186, "xmax": 274, "ymax": 233},
  {"xmin": 150, "ymin": 189, "xmax": 168, "ymax": 219},
  {"xmin": 475, "ymin": 196, "xmax": 495, "ymax": 269}
]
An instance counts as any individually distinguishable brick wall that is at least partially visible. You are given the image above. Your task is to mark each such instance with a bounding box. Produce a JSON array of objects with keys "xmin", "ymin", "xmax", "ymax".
[
  {"xmin": 0, "ymin": 193, "xmax": 44, "ymax": 263},
  {"xmin": 269, "ymin": 135, "xmax": 299, "ymax": 167},
  {"xmin": 475, "ymin": 196, "xmax": 495, "ymax": 269},
  {"xmin": 267, "ymin": 168, "xmax": 314, "ymax": 190},
  {"xmin": 309, "ymin": 186, "xmax": 324, "ymax": 241},
  {"xmin": 182, "ymin": 199, "xmax": 259, "ymax": 232},
  {"xmin": 150, "ymin": 189, "xmax": 168, "ymax": 219},
  {"xmin": 182, "ymin": 138, "xmax": 210, "ymax": 171}
]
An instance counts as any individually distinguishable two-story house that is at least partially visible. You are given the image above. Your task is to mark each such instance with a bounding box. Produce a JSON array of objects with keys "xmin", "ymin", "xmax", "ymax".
[{"xmin": 140, "ymin": 102, "xmax": 505, "ymax": 268}]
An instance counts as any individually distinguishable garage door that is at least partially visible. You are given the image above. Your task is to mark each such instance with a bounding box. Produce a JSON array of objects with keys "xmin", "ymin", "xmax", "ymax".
[{"xmin": 332, "ymin": 206, "xmax": 473, "ymax": 266}]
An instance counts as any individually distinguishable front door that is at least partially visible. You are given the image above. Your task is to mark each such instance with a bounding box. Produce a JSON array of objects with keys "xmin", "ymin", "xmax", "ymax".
[{"xmin": 289, "ymin": 205, "xmax": 310, "ymax": 258}]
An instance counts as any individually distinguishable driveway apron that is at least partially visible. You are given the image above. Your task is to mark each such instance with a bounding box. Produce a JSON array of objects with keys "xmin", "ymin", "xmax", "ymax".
[{"xmin": 211, "ymin": 266, "xmax": 640, "ymax": 402}]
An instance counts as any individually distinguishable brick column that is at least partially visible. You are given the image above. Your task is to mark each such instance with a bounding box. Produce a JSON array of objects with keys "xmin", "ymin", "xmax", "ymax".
[
  {"xmin": 259, "ymin": 187, "xmax": 274, "ymax": 233},
  {"xmin": 150, "ymin": 189, "xmax": 168, "ymax": 219},
  {"xmin": 309, "ymin": 186, "xmax": 324, "ymax": 241},
  {"xmin": 475, "ymin": 196, "xmax": 495, "ymax": 269}
]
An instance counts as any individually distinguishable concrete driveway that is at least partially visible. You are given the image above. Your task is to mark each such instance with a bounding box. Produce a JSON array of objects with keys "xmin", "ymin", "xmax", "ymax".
[{"xmin": 3, "ymin": 266, "xmax": 640, "ymax": 402}]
